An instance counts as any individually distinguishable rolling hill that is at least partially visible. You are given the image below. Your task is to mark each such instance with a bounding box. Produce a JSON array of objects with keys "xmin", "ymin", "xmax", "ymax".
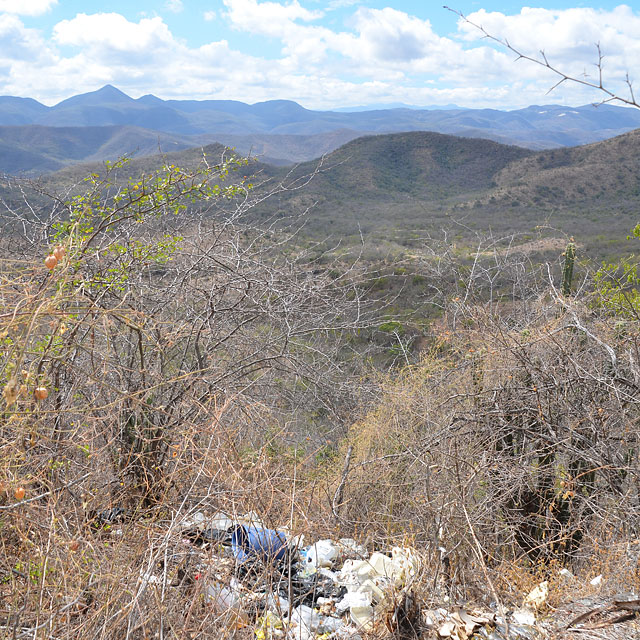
[
  {"xmin": 6, "ymin": 128, "xmax": 637, "ymax": 263},
  {"xmin": 0, "ymin": 125, "xmax": 204, "ymax": 174},
  {"xmin": 233, "ymin": 128, "xmax": 637, "ymax": 254},
  {"xmin": 2, "ymin": 85, "xmax": 640, "ymax": 173}
]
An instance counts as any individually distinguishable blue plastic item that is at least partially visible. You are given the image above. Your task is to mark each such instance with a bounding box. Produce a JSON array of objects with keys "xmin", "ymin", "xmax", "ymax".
[{"xmin": 231, "ymin": 524, "xmax": 288, "ymax": 563}]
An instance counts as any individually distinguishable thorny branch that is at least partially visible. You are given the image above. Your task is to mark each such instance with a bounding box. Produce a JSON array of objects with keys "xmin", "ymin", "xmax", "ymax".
[{"xmin": 444, "ymin": 6, "xmax": 639, "ymax": 109}]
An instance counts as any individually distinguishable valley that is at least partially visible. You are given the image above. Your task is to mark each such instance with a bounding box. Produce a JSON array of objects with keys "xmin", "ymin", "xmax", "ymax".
[
  {"xmin": 6, "ymin": 125, "xmax": 637, "ymax": 264},
  {"xmin": 2, "ymin": 86, "xmax": 640, "ymax": 640}
]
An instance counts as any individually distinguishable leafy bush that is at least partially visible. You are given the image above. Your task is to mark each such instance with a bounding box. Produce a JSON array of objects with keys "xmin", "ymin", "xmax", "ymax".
[{"xmin": 594, "ymin": 223, "xmax": 640, "ymax": 318}]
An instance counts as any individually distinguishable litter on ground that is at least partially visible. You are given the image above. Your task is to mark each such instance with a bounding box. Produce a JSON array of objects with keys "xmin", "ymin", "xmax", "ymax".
[{"xmin": 167, "ymin": 510, "xmax": 638, "ymax": 639}]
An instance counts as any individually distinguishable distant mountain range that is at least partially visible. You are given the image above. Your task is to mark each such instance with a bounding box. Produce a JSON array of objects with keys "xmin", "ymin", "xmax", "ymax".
[{"xmin": 1, "ymin": 85, "xmax": 640, "ymax": 174}]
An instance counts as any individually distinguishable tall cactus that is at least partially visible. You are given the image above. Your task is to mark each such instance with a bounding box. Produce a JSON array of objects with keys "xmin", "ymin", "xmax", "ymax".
[{"xmin": 561, "ymin": 238, "xmax": 576, "ymax": 296}]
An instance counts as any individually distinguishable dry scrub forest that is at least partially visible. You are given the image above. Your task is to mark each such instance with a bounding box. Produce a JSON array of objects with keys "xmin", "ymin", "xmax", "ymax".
[{"xmin": 1, "ymin": 151, "xmax": 640, "ymax": 640}]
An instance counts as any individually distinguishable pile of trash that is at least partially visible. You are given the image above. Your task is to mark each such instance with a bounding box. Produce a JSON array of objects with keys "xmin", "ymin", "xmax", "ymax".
[
  {"xmin": 157, "ymin": 511, "xmax": 547, "ymax": 639},
  {"xmin": 171, "ymin": 511, "xmax": 418, "ymax": 639}
]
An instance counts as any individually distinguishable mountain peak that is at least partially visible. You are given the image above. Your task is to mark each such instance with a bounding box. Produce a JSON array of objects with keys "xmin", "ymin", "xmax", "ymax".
[
  {"xmin": 54, "ymin": 85, "xmax": 135, "ymax": 108},
  {"xmin": 137, "ymin": 93, "xmax": 163, "ymax": 105},
  {"xmin": 96, "ymin": 84, "xmax": 128, "ymax": 97}
]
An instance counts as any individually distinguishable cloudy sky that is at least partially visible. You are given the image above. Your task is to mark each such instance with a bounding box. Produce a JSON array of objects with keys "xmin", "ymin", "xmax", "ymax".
[{"xmin": 1, "ymin": 0, "xmax": 638, "ymax": 110}]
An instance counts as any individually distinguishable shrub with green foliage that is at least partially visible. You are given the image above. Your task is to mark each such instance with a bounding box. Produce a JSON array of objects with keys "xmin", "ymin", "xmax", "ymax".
[{"xmin": 594, "ymin": 223, "xmax": 640, "ymax": 318}]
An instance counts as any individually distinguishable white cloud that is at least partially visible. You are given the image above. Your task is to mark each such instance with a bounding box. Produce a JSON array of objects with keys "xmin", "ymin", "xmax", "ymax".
[
  {"xmin": 350, "ymin": 8, "xmax": 441, "ymax": 63},
  {"xmin": 461, "ymin": 6, "xmax": 640, "ymax": 53},
  {"xmin": 223, "ymin": 0, "xmax": 323, "ymax": 37},
  {"xmin": 53, "ymin": 13, "xmax": 174, "ymax": 53},
  {"xmin": 164, "ymin": 0, "xmax": 183, "ymax": 13},
  {"xmin": 0, "ymin": 2, "xmax": 638, "ymax": 110},
  {"xmin": 0, "ymin": 13, "xmax": 50, "ymax": 62},
  {"xmin": 0, "ymin": 0, "xmax": 57, "ymax": 16},
  {"xmin": 328, "ymin": 0, "xmax": 360, "ymax": 8}
]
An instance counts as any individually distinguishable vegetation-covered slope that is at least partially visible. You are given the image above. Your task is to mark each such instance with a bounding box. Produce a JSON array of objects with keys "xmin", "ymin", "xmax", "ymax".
[
  {"xmin": 6, "ymin": 127, "xmax": 638, "ymax": 262},
  {"xmin": 249, "ymin": 129, "xmax": 640, "ymax": 260}
]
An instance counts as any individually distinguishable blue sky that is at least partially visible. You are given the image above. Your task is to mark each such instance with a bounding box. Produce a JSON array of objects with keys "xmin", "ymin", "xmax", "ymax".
[{"xmin": 1, "ymin": 1, "xmax": 638, "ymax": 110}]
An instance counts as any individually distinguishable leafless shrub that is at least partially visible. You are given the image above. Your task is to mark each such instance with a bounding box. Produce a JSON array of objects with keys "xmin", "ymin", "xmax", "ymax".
[
  {"xmin": 331, "ymin": 241, "xmax": 640, "ymax": 601},
  {"xmin": 0, "ymin": 152, "xmax": 385, "ymax": 637},
  {"xmin": 446, "ymin": 6, "xmax": 638, "ymax": 110}
]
